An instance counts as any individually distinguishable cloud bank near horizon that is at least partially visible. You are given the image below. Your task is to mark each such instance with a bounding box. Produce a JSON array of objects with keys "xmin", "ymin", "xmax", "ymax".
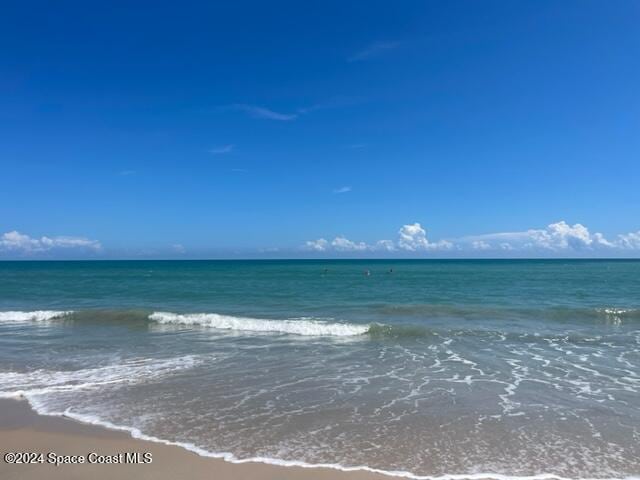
[
  {"xmin": 2, "ymin": 221, "xmax": 640, "ymax": 258},
  {"xmin": 0, "ymin": 231, "xmax": 102, "ymax": 254},
  {"xmin": 304, "ymin": 221, "xmax": 640, "ymax": 255}
]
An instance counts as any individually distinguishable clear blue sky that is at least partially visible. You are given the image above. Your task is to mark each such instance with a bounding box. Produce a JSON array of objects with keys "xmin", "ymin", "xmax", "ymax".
[{"xmin": 1, "ymin": 1, "xmax": 639, "ymax": 258}]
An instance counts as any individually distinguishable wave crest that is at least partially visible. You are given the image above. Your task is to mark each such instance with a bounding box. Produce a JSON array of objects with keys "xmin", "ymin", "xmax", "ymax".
[
  {"xmin": 149, "ymin": 312, "xmax": 369, "ymax": 337},
  {"xmin": 0, "ymin": 310, "xmax": 72, "ymax": 322}
]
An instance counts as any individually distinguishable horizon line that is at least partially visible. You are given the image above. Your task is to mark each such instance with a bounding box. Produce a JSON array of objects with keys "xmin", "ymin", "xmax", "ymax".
[{"xmin": 2, "ymin": 257, "xmax": 640, "ymax": 262}]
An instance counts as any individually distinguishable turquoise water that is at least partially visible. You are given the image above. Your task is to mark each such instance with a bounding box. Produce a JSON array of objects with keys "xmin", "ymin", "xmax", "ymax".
[{"xmin": 1, "ymin": 260, "xmax": 639, "ymax": 478}]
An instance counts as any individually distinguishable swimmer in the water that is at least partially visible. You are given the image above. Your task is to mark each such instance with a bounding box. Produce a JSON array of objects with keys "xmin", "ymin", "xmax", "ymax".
[{"xmin": 364, "ymin": 269, "xmax": 371, "ymax": 276}]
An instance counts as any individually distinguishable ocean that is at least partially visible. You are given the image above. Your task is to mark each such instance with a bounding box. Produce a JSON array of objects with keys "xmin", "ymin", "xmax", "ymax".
[{"xmin": 0, "ymin": 260, "xmax": 638, "ymax": 479}]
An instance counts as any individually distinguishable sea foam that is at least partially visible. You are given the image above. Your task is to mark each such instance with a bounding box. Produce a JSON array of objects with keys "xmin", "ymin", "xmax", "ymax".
[
  {"xmin": 149, "ymin": 312, "xmax": 369, "ymax": 337},
  {"xmin": 0, "ymin": 355, "xmax": 203, "ymax": 399},
  {"xmin": 0, "ymin": 310, "xmax": 72, "ymax": 322},
  {"xmin": 7, "ymin": 396, "xmax": 640, "ymax": 480}
]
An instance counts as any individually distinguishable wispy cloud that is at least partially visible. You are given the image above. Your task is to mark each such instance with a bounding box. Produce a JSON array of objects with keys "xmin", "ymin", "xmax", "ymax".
[
  {"xmin": 333, "ymin": 186, "xmax": 352, "ymax": 194},
  {"xmin": 171, "ymin": 244, "xmax": 186, "ymax": 254},
  {"xmin": 348, "ymin": 41, "xmax": 401, "ymax": 62},
  {"xmin": 209, "ymin": 144, "xmax": 234, "ymax": 155},
  {"xmin": 232, "ymin": 104, "xmax": 298, "ymax": 121},
  {"xmin": 224, "ymin": 96, "xmax": 362, "ymax": 122},
  {"xmin": 296, "ymin": 96, "xmax": 363, "ymax": 115}
]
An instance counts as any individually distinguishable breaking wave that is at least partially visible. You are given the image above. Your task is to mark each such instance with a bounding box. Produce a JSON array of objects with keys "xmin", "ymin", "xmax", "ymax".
[
  {"xmin": 149, "ymin": 312, "xmax": 370, "ymax": 337},
  {"xmin": 0, "ymin": 310, "xmax": 72, "ymax": 322}
]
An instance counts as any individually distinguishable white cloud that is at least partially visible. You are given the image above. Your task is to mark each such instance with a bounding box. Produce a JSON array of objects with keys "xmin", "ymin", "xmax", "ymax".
[
  {"xmin": 463, "ymin": 221, "xmax": 617, "ymax": 252},
  {"xmin": 232, "ymin": 104, "xmax": 298, "ymax": 121},
  {"xmin": 543, "ymin": 221, "xmax": 604, "ymax": 249},
  {"xmin": 0, "ymin": 231, "xmax": 102, "ymax": 254},
  {"xmin": 302, "ymin": 220, "xmax": 640, "ymax": 255},
  {"xmin": 472, "ymin": 240, "xmax": 491, "ymax": 250},
  {"xmin": 304, "ymin": 238, "xmax": 329, "ymax": 252},
  {"xmin": 397, "ymin": 223, "xmax": 429, "ymax": 251},
  {"xmin": 333, "ymin": 186, "xmax": 352, "ymax": 194},
  {"xmin": 397, "ymin": 223, "xmax": 452, "ymax": 251},
  {"xmin": 226, "ymin": 97, "xmax": 357, "ymax": 122},
  {"xmin": 0, "ymin": 231, "xmax": 41, "ymax": 251},
  {"xmin": 209, "ymin": 144, "xmax": 234, "ymax": 155},
  {"xmin": 617, "ymin": 231, "xmax": 640, "ymax": 249},
  {"xmin": 331, "ymin": 236, "xmax": 369, "ymax": 251},
  {"xmin": 375, "ymin": 239, "xmax": 396, "ymax": 252},
  {"xmin": 430, "ymin": 240, "xmax": 454, "ymax": 250},
  {"xmin": 348, "ymin": 41, "xmax": 401, "ymax": 62},
  {"xmin": 303, "ymin": 222, "xmax": 451, "ymax": 253}
]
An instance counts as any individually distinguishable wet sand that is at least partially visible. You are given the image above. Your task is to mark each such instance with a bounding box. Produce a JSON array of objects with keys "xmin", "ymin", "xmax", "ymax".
[{"xmin": 0, "ymin": 398, "xmax": 388, "ymax": 480}]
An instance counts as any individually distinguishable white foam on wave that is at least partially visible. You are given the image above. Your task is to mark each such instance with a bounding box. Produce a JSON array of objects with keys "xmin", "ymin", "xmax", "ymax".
[
  {"xmin": 149, "ymin": 312, "xmax": 370, "ymax": 337},
  {"xmin": 7, "ymin": 396, "xmax": 640, "ymax": 480},
  {"xmin": 0, "ymin": 310, "xmax": 72, "ymax": 323},
  {"xmin": 0, "ymin": 355, "xmax": 203, "ymax": 399}
]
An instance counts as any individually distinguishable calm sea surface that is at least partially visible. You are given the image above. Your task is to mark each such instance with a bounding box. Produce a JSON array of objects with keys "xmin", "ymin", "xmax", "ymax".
[{"xmin": 1, "ymin": 260, "xmax": 639, "ymax": 478}]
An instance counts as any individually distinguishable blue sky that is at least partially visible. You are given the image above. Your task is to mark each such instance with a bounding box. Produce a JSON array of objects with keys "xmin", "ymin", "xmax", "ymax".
[{"xmin": 1, "ymin": 1, "xmax": 639, "ymax": 258}]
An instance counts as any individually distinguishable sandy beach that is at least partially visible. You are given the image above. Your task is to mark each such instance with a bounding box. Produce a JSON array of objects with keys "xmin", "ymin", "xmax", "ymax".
[{"xmin": 0, "ymin": 399, "xmax": 387, "ymax": 480}]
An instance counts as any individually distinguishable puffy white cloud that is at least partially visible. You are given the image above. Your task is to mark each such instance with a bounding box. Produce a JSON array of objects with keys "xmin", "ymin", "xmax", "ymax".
[
  {"xmin": 541, "ymin": 221, "xmax": 612, "ymax": 249},
  {"xmin": 375, "ymin": 239, "xmax": 396, "ymax": 252},
  {"xmin": 397, "ymin": 223, "xmax": 452, "ymax": 251},
  {"xmin": 616, "ymin": 231, "xmax": 640, "ymax": 250},
  {"xmin": 397, "ymin": 223, "xmax": 429, "ymax": 251},
  {"xmin": 472, "ymin": 240, "xmax": 491, "ymax": 250},
  {"xmin": 303, "ymin": 235, "xmax": 373, "ymax": 253},
  {"xmin": 463, "ymin": 221, "xmax": 618, "ymax": 252},
  {"xmin": 331, "ymin": 236, "xmax": 369, "ymax": 251},
  {"xmin": 304, "ymin": 238, "xmax": 329, "ymax": 252},
  {"xmin": 0, "ymin": 231, "xmax": 41, "ymax": 251},
  {"xmin": 0, "ymin": 231, "xmax": 102, "ymax": 253},
  {"xmin": 429, "ymin": 239, "xmax": 454, "ymax": 250},
  {"xmin": 303, "ymin": 222, "xmax": 451, "ymax": 253},
  {"xmin": 303, "ymin": 220, "xmax": 640, "ymax": 255}
]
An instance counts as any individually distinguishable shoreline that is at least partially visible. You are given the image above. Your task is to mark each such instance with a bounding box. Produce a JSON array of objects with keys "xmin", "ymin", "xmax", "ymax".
[
  {"xmin": 2, "ymin": 399, "xmax": 638, "ymax": 480},
  {"xmin": 0, "ymin": 398, "xmax": 389, "ymax": 480}
]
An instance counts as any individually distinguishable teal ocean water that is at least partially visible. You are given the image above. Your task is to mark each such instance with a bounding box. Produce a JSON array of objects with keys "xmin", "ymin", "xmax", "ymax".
[{"xmin": 1, "ymin": 260, "xmax": 639, "ymax": 478}]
